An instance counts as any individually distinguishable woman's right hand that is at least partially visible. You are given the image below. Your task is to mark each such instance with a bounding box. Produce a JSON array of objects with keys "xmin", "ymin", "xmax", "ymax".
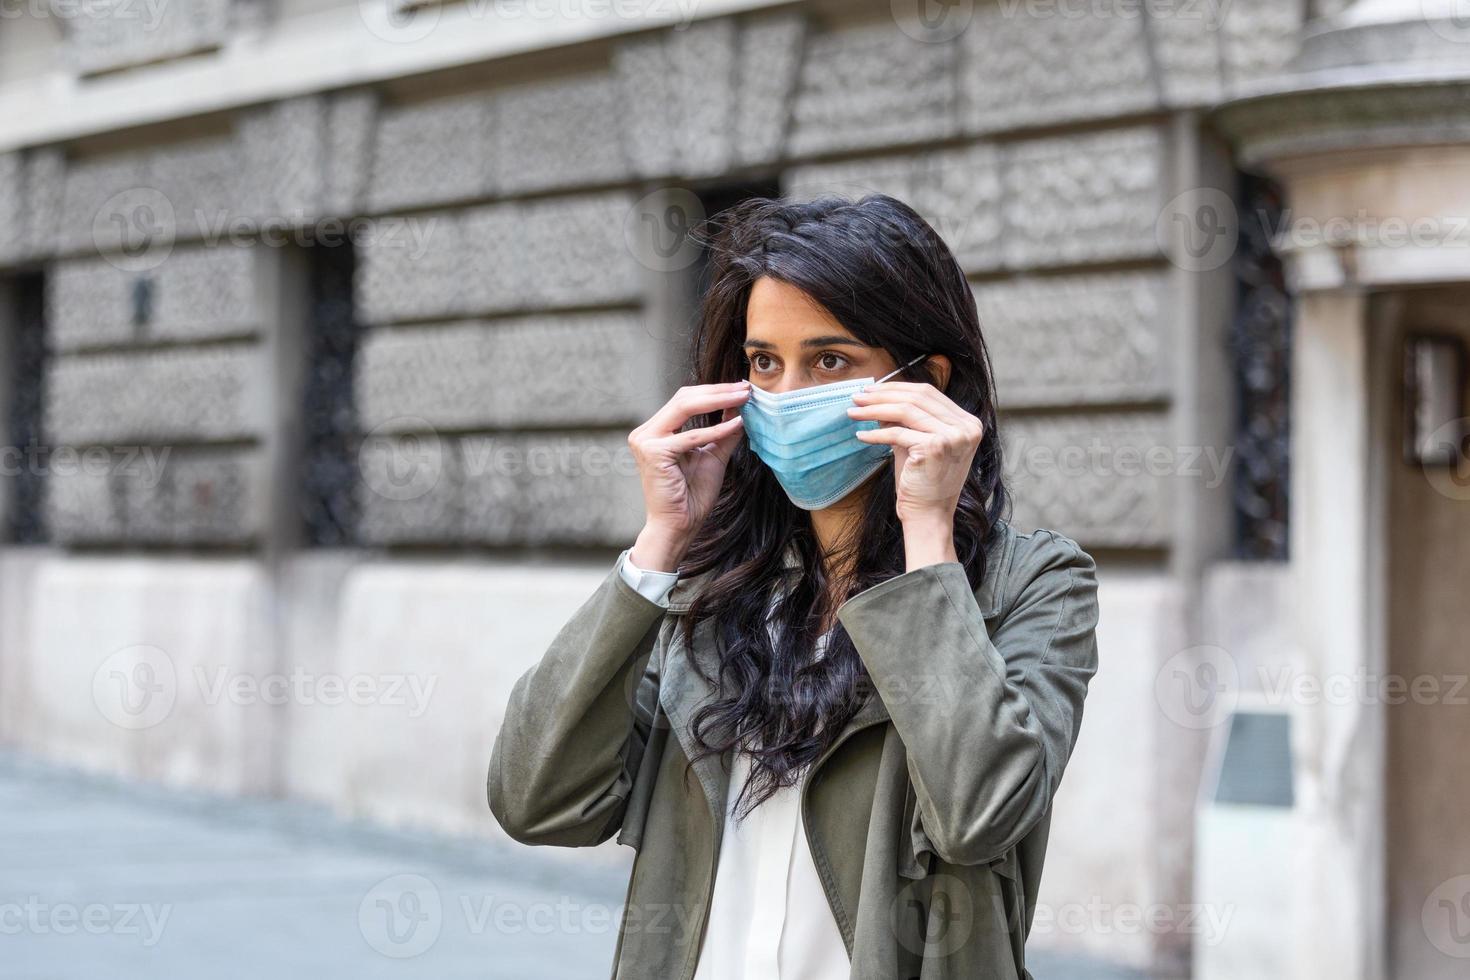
[{"xmin": 626, "ymin": 381, "xmax": 751, "ymax": 572}]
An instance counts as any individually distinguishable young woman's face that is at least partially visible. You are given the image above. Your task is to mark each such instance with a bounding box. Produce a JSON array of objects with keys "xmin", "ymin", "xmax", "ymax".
[{"xmin": 741, "ymin": 277, "xmax": 901, "ymax": 393}]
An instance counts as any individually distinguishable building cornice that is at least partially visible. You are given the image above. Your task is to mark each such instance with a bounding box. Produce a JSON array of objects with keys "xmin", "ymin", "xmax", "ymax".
[{"xmin": 0, "ymin": 0, "xmax": 792, "ymax": 153}]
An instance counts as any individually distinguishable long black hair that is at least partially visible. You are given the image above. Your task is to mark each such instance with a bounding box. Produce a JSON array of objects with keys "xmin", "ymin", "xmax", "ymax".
[{"xmin": 676, "ymin": 193, "xmax": 1009, "ymax": 819}]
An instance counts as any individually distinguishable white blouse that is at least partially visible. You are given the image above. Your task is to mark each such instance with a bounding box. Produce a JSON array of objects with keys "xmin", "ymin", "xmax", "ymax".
[{"xmin": 617, "ymin": 549, "xmax": 851, "ymax": 980}]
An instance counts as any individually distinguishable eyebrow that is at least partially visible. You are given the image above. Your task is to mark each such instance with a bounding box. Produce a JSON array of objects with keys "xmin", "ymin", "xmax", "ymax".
[{"xmin": 743, "ymin": 335, "xmax": 869, "ymax": 351}]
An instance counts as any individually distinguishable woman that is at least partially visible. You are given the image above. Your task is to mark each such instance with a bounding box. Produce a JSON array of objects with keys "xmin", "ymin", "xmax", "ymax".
[{"xmin": 488, "ymin": 194, "xmax": 1100, "ymax": 980}]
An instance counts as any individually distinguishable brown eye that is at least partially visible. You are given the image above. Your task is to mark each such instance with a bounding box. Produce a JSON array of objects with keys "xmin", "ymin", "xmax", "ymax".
[{"xmin": 817, "ymin": 352, "xmax": 847, "ymax": 371}]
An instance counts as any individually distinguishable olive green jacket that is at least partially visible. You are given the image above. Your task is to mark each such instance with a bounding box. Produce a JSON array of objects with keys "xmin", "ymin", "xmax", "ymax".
[{"xmin": 488, "ymin": 520, "xmax": 1100, "ymax": 980}]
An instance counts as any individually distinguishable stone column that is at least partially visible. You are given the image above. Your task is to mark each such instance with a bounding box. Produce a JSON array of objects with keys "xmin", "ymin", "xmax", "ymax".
[{"xmin": 1288, "ymin": 288, "xmax": 1383, "ymax": 980}]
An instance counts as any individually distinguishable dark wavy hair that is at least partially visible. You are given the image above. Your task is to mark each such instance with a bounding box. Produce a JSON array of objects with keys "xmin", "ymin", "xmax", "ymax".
[{"xmin": 676, "ymin": 193, "xmax": 1009, "ymax": 820}]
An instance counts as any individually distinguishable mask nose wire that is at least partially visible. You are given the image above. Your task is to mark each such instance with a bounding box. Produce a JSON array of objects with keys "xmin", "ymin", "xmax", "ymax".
[{"xmin": 875, "ymin": 353, "xmax": 927, "ymax": 384}]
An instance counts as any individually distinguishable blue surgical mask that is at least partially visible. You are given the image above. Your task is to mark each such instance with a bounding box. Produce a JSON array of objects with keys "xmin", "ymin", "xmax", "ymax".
[{"xmin": 740, "ymin": 354, "xmax": 927, "ymax": 510}]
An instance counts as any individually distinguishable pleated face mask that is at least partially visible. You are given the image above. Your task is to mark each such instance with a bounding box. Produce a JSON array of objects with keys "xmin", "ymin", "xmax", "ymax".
[{"xmin": 740, "ymin": 354, "xmax": 927, "ymax": 510}]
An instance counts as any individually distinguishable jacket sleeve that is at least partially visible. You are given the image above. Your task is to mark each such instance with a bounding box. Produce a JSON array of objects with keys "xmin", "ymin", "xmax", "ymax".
[
  {"xmin": 835, "ymin": 528, "xmax": 1100, "ymax": 867},
  {"xmin": 487, "ymin": 552, "xmax": 669, "ymax": 847}
]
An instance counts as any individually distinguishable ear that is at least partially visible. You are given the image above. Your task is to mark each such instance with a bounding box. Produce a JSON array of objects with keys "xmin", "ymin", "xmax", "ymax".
[{"xmin": 923, "ymin": 354, "xmax": 953, "ymax": 392}]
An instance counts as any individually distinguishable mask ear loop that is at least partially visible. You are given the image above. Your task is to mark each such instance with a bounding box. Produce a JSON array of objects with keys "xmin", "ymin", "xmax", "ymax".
[{"xmin": 875, "ymin": 353, "xmax": 928, "ymax": 384}]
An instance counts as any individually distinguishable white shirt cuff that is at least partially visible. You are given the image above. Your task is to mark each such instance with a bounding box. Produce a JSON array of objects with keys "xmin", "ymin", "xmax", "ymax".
[{"xmin": 617, "ymin": 548, "xmax": 680, "ymax": 608}]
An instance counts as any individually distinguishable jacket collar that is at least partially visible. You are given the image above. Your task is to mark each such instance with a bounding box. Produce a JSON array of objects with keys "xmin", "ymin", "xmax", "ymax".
[{"xmin": 656, "ymin": 522, "xmax": 1014, "ymax": 838}]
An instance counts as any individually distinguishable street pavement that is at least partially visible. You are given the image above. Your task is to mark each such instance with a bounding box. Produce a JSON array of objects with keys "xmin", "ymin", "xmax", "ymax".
[{"xmin": 0, "ymin": 751, "xmax": 1141, "ymax": 979}]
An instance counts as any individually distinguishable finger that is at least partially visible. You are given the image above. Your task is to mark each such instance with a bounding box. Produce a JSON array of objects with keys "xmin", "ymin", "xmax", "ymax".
[
  {"xmin": 854, "ymin": 426, "xmax": 927, "ymax": 449},
  {"xmin": 852, "ymin": 385, "xmax": 970, "ymax": 427},
  {"xmin": 846, "ymin": 401, "xmax": 952, "ymax": 434},
  {"xmin": 854, "ymin": 387, "xmax": 985, "ymax": 442},
  {"xmin": 661, "ymin": 414, "xmax": 744, "ymax": 453},
  {"xmin": 699, "ymin": 418, "xmax": 747, "ymax": 466},
  {"xmin": 860, "ymin": 381, "xmax": 937, "ymax": 393},
  {"xmin": 644, "ymin": 383, "xmax": 751, "ymax": 435}
]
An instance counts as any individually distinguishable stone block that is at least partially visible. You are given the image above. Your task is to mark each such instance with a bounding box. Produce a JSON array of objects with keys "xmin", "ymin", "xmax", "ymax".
[
  {"xmin": 733, "ymin": 11, "xmax": 806, "ymax": 168},
  {"xmin": 355, "ymin": 192, "xmax": 640, "ymax": 324},
  {"xmin": 365, "ymin": 94, "xmax": 496, "ymax": 213},
  {"xmin": 356, "ymin": 313, "xmax": 664, "ymax": 433},
  {"xmin": 355, "ymin": 429, "xmax": 462, "ymax": 546},
  {"xmin": 238, "ymin": 96, "xmax": 328, "ymax": 224},
  {"xmin": 46, "ymin": 447, "xmax": 261, "ymax": 546},
  {"xmin": 356, "ymin": 430, "xmax": 643, "ymax": 547},
  {"xmin": 458, "ymin": 432, "xmax": 644, "ymax": 546},
  {"xmin": 615, "ymin": 14, "xmax": 801, "ymax": 178},
  {"xmin": 22, "ymin": 149, "xmax": 66, "ymax": 260},
  {"xmin": 1002, "ymin": 410, "xmax": 1173, "ymax": 548},
  {"xmin": 323, "ymin": 90, "xmax": 378, "ymax": 217},
  {"xmin": 1220, "ymin": 0, "xmax": 1306, "ymax": 92},
  {"xmin": 786, "ymin": 143, "xmax": 1003, "ymax": 273},
  {"xmin": 788, "ymin": 21, "xmax": 958, "ymax": 157},
  {"xmin": 62, "ymin": 0, "xmax": 232, "ymax": 76},
  {"xmin": 959, "ymin": 1, "xmax": 1157, "ymax": 133},
  {"xmin": 1000, "ymin": 125, "xmax": 1167, "ymax": 269},
  {"xmin": 46, "ymin": 344, "xmax": 260, "ymax": 445},
  {"xmin": 45, "ymin": 464, "xmax": 119, "ymax": 543},
  {"xmin": 494, "ymin": 73, "xmax": 630, "ymax": 193},
  {"xmin": 0, "ymin": 152, "xmax": 22, "ymax": 265},
  {"xmin": 48, "ymin": 244, "xmax": 260, "ymax": 351},
  {"xmin": 975, "ymin": 271, "xmax": 1171, "ymax": 407},
  {"xmin": 56, "ymin": 152, "xmax": 152, "ymax": 256}
]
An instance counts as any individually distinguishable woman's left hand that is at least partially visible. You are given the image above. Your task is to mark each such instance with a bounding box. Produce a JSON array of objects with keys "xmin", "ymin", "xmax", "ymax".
[{"xmin": 847, "ymin": 381, "xmax": 984, "ymax": 529}]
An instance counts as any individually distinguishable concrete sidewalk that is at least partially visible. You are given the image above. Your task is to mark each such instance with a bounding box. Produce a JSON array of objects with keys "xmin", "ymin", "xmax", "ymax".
[{"xmin": 0, "ymin": 751, "xmax": 1142, "ymax": 979}]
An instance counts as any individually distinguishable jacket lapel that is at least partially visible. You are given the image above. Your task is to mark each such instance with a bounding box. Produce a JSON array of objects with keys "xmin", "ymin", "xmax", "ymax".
[{"xmin": 656, "ymin": 614, "xmax": 733, "ymax": 848}]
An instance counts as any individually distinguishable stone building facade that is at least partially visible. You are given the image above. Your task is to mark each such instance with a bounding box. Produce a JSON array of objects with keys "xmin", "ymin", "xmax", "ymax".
[{"xmin": 1, "ymin": 1, "xmax": 1466, "ymax": 977}]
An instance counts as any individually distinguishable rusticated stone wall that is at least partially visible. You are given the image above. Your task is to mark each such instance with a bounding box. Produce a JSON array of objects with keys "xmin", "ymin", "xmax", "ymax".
[
  {"xmin": 787, "ymin": 123, "xmax": 1173, "ymax": 547},
  {"xmin": 43, "ymin": 245, "xmax": 265, "ymax": 545},
  {"xmin": 0, "ymin": 1, "xmax": 1310, "ymax": 553},
  {"xmin": 0, "ymin": 7, "xmax": 1325, "ymax": 976}
]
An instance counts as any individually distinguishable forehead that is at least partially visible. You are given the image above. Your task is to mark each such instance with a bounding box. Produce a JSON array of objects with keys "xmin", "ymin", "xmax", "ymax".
[{"xmin": 744, "ymin": 277, "xmax": 853, "ymax": 342}]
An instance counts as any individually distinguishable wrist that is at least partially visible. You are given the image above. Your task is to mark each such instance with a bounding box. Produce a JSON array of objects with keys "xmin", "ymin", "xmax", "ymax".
[
  {"xmin": 631, "ymin": 523, "xmax": 690, "ymax": 573},
  {"xmin": 901, "ymin": 511, "xmax": 957, "ymax": 571}
]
